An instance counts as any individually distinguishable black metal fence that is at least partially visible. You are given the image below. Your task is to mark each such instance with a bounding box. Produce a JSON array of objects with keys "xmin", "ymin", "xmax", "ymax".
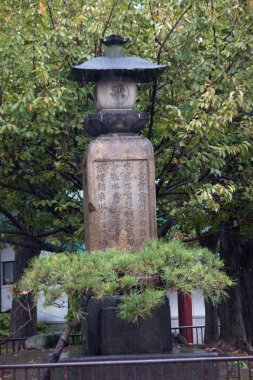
[
  {"xmin": 171, "ymin": 325, "xmax": 206, "ymax": 345},
  {"xmin": 0, "ymin": 356, "xmax": 252, "ymax": 380},
  {"xmin": 68, "ymin": 333, "xmax": 82, "ymax": 346},
  {"xmin": 0, "ymin": 326, "xmax": 209, "ymax": 355},
  {"xmin": 0, "ymin": 333, "xmax": 82, "ymax": 355},
  {"xmin": 0, "ymin": 337, "xmax": 26, "ymax": 355}
]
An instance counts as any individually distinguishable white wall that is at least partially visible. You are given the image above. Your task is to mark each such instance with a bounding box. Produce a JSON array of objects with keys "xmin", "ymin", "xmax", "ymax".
[
  {"xmin": 0, "ymin": 245, "xmax": 15, "ymax": 312},
  {"xmin": 37, "ymin": 293, "xmax": 68, "ymax": 324},
  {"xmin": 0, "ymin": 246, "xmax": 68, "ymax": 323},
  {"xmin": 168, "ymin": 289, "xmax": 205, "ymax": 328}
]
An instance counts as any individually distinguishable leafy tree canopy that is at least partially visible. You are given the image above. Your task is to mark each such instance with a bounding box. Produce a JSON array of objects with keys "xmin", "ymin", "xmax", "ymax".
[{"xmin": 0, "ymin": 0, "xmax": 252, "ymax": 251}]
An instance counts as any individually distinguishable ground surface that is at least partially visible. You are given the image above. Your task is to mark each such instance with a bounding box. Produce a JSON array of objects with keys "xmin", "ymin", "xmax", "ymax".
[{"xmin": 0, "ymin": 346, "xmax": 252, "ymax": 380}]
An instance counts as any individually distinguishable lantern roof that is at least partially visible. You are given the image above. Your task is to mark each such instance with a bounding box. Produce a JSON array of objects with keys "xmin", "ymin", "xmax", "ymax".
[{"xmin": 69, "ymin": 34, "xmax": 167, "ymax": 84}]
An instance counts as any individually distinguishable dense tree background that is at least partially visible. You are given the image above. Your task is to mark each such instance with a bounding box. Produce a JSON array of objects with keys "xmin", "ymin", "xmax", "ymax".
[{"xmin": 1, "ymin": 0, "xmax": 253, "ymax": 347}]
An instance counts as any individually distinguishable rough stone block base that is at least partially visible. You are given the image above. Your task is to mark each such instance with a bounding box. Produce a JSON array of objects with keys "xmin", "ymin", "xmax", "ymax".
[
  {"xmin": 85, "ymin": 296, "xmax": 172, "ymax": 355},
  {"xmin": 85, "ymin": 296, "xmax": 120, "ymax": 355}
]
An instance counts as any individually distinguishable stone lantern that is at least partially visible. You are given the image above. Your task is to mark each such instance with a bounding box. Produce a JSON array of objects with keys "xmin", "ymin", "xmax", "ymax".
[
  {"xmin": 70, "ymin": 36, "xmax": 172, "ymax": 358},
  {"xmin": 70, "ymin": 35, "xmax": 166, "ymax": 252},
  {"xmin": 70, "ymin": 34, "xmax": 165, "ymax": 136}
]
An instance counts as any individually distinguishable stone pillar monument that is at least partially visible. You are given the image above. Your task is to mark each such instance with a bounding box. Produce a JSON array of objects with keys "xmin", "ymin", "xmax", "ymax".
[
  {"xmin": 70, "ymin": 35, "xmax": 171, "ymax": 356},
  {"xmin": 84, "ymin": 134, "xmax": 156, "ymax": 251},
  {"xmin": 70, "ymin": 34, "xmax": 166, "ymax": 253}
]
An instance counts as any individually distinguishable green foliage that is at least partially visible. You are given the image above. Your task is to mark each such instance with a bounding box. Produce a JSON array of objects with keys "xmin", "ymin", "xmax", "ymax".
[
  {"xmin": 18, "ymin": 240, "xmax": 233, "ymax": 322},
  {"xmin": 0, "ymin": 0, "xmax": 253, "ymax": 251},
  {"xmin": 148, "ymin": 0, "xmax": 253, "ymax": 238},
  {"xmin": 64, "ymin": 311, "xmax": 81, "ymax": 333},
  {"xmin": 36, "ymin": 321, "xmax": 50, "ymax": 334},
  {"xmin": 0, "ymin": 312, "xmax": 10, "ymax": 339}
]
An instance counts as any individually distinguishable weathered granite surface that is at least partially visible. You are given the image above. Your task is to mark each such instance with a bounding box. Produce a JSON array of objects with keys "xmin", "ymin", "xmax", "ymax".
[
  {"xmin": 100, "ymin": 299, "xmax": 172, "ymax": 355},
  {"xmin": 85, "ymin": 296, "xmax": 172, "ymax": 356},
  {"xmin": 85, "ymin": 296, "xmax": 120, "ymax": 355},
  {"xmin": 83, "ymin": 134, "xmax": 157, "ymax": 251},
  {"xmin": 95, "ymin": 79, "xmax": 137, "ymax": 111},
  {"xmin": 84, "ymin": 111, "xmax": 148, "ymax": 136}
]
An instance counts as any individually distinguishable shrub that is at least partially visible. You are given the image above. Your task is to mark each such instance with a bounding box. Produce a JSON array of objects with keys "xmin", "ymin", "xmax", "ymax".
[
  {"xmin": 0, "ymin": 312, "xmax": 10, "ymax": 339},
  {"xmin": 18, "ymin": 239, "xmax": 233, "ymax": 322},
  {"xmin": 36, "ymin": 321, "xmax": 50, "ymax": 334}
]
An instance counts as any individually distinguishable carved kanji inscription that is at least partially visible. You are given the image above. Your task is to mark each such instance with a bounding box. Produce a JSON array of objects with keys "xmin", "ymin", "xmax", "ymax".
[
  {"xmin": 83, "ymin": 135, "xmax": 156, "ymax": 251},
  {"xmin": 94, "ymin": 159, "xmax": 150, "ymax": 250}
]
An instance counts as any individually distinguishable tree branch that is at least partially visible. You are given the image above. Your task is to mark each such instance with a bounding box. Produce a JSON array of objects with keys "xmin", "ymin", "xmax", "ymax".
[
  {"xmin": 39, "ymin": 318, "xmax": 79, "ymax": 380},
  {"xmin": 101, "ymin": 0, "xmax": 120, "ymax": 37},
  {"xmin": 210, "ymin": 0, "xmax": 217, "ymax": 48},
  {"xmin": 0, "ymin": 237, "xmax": 63, "ymax": 253},
  {"xmin": 36, "ymin": 227, "xmax": 74, "ymax": 237},
  {"xmin": 98, "ymin": 0, "xmax": 120, "ymax": 55},
  {"xmin": 157, "ymin": 5, "xmax": 192, "ymax": 64},
  {"xmin": 45, "ymin": 0, "xmax": 55, "ymax": 29},
  {"xmin": 35, "ymin": 239, "xmax": 64, "ymax": 253},
  {"xmin": 0, "ymin": 229, "xmax": 28, "ymax": 236},
  {"xmin": 157, "ymin": 180, "xmax": 190, "ymax": 197},
  {"xmin": 158, "ymin": 219, "xmax": 174, "ymax": 238},
  {"xmin": 148, "ymin": 79, "xmax": 158, "ymax": 139},
  {"xmin": 0, "ymin": 237, "xmax": 40, "ymax": 250},
  {"xmin": 0, "ymin": 182, "xmax": 40, "ymax": 196},
  {"xmin": 0, "ymin": 205, "xmax": 24, "ymax": 231},
  {"xmin": 0, "ymin": 316, "xmax": 33, "ymax": 345}
]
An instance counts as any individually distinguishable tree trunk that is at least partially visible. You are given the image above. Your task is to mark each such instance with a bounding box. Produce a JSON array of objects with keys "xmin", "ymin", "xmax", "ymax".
[
  {"xmin": 239, "ymin": 239, "xmax": 253, "ymax": 345},
  {"xmin": 199, "ymin": 233, "xmax": 219, "ymax": 345},
  {"xmin": 204, "ymin": 299, "xmax": 219, "ymax": 345},
  {"xmin": 10, "ymin": 244, "xmax": 40, "ymax": 338},
  {"xmin": 218, "ymin": 221, "xmax": 252, "ymax": 351},
  {"xmin": 39, "ymin": 318, "xmax": 79, "ymax": 380}
]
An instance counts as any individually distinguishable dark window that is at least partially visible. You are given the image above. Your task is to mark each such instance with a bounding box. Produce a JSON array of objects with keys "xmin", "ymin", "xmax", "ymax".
[{"xmin": 2, "ymin": 262, "xmax": 14, "ymax": 285}]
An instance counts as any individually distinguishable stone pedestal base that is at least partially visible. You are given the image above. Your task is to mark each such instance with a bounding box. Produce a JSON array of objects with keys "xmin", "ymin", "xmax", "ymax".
[{"xmin": 84, "ymin": 296, "xmax": 172, "ymax": 356}]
